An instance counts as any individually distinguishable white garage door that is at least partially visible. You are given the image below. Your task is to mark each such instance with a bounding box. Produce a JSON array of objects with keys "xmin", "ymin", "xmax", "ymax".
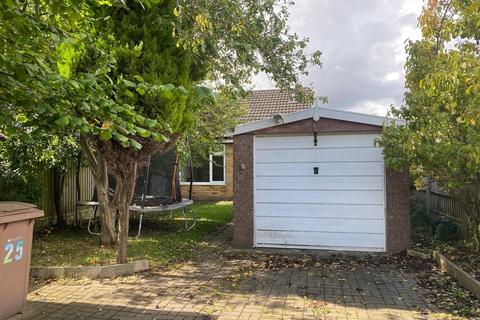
[{"xmin": 254, "ymin": 133, "xmax": 385, "ymax": 252}]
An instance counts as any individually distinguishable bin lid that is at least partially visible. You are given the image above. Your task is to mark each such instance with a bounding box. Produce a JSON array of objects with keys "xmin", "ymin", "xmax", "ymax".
[{"xmin": 0, "ymin": 202, "xmax": 44, "ymax": 224}]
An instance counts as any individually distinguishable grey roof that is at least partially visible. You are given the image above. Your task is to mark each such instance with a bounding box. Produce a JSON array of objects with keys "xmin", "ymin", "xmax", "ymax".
[{"xmin": 239, "ymin": 89, "xmax": 313, "ymax": 124}]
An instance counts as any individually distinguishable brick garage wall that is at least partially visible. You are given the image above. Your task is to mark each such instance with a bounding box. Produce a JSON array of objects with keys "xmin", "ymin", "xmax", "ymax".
[
  {"xmin": 233, "ymin": 117, "xmax": 411, "ymax": 253},
  {"xmin": 180, "ymin": 143, "xmax": 233, "ymax": 201},
  {"xmin": 233, "ymin": 134, "xmax": 254, "ymax": 247},
  {"xmin": 386, "ymin": 168, "xmax": 411, "ymax": 253}
]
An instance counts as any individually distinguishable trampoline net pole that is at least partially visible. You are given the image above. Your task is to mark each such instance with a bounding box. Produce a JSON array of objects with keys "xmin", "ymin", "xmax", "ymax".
[
  {"xmin": 186, "ymin": 135, "xmax": 193, "ymax": 200},
  {"xmin": 141, "ymin": 155, "xmax": 151, "ymax": 209},
  {"xmin": 171, "ymin": 153, "xmax": 179, "ymax": 200}
]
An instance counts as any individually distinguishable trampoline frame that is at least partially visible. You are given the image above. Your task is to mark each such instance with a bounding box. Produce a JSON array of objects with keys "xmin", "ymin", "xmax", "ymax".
[{"xmin": 129, "ymin": 199, "xmax": 196, "ymax": 237}]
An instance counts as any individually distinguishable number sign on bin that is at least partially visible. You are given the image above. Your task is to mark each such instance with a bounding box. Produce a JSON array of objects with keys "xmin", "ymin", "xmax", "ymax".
[{"xmin": 3, "ymin": 238, "xmax": 24, "ymax": 264}]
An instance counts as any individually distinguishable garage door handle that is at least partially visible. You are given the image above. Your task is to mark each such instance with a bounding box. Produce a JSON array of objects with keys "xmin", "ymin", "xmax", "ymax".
[{"xmin": 313, "ymin": 167, "xmax": 319, "ymax": 175}]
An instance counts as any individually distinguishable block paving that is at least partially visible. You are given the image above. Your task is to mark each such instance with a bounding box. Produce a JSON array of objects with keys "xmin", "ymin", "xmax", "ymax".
[{"xmin": 10, "ymin": 230, "xmax": 453, "ymax": 320}]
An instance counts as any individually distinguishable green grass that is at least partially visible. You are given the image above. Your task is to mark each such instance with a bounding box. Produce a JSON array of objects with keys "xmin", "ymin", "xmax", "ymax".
[{"xmin": 31, "ymin": 201, "xmax": 232, "ymax": 268}]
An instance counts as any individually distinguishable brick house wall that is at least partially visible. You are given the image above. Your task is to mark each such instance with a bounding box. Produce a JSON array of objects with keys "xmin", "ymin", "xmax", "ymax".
[{"xmin": 180, "ymin": 143, "xmax": 233, "ymax": 201}]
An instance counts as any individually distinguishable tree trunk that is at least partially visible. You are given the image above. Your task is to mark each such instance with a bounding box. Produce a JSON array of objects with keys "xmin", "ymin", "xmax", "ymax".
[
  {"xmin": 96, "ymin": 155, "xmax": 116, "ymax": 244},
  {"xmin": 52, "ymin": 167, "xmax": 66, "ymax": 227},
  {"xmin": 453, "ymin": 184, "xmax": 480, "ymax": 253},
  {"xmin": 97, "ymin": 183, "xmax": 116, "ymax": 244},
  {"xmin": 79, "ymin": 135, "xmax": 116, "ymax": 244},
  {"xmin": 114, "ymin": 162, "xmax": 137, "ymax": 264}
]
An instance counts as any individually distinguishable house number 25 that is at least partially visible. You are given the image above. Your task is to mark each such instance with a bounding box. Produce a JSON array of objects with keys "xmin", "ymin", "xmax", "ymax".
[{"xmin": 3, "ymin": 240, "xmax": 24, "ymax": 264}]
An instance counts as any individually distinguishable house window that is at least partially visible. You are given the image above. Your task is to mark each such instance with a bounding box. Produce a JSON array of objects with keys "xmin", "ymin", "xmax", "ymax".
[{"xmin": 180, "ymin": 148, "xmax": 225, "ymax": 185}]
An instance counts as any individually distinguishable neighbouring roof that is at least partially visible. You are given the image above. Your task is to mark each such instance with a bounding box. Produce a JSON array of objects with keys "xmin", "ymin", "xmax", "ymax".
[
  {"xmin": 239, "ymin": 89, "xmax": 312, "ymax": 124},
  {"xmin": 233, "ymin": 104, "xmax": 406, "ymax": 135}
]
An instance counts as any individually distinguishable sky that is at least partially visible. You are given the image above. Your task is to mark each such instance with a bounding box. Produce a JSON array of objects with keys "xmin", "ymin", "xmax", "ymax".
[{"xmin": 253, "ymin": 0, "xmax": 424, "ymax": 116}]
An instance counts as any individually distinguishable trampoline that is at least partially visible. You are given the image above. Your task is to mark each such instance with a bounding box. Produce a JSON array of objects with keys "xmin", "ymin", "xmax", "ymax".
[
  {"xmin": 77, "ymin": 143, "xmax": 196, "ymax": 237},
  {"xmin": 129, "ymin": 147, "xmax": 196, "ymax": 237}
]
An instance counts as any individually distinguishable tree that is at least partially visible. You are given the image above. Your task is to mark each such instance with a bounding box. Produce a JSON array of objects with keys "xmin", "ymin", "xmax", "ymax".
[
  {"xmin": 0, "ymin": 1, "xmax": 86, "ymax": 224},
  {"xmin": 1, "ymin": 0, "xmax": 321, "ymax": 263},
  {"xmin": 380, "ymin": 0, "xmax": 480, "ymax": 251}
]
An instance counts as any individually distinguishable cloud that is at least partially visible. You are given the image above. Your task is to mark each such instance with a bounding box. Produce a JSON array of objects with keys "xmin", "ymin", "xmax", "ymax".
[{"xmin": 252, "ymin": 0, "xmax": 423, "ymax": 116}]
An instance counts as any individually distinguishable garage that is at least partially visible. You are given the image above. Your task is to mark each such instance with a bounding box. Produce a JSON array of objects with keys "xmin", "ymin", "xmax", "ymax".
[
  {"xmin": 233, "ymin": 106, "xmax": 411, "ymax": 253},
  {"xmin": 254, "ymin": 133, "xmax": 385, "ymax": 251}
]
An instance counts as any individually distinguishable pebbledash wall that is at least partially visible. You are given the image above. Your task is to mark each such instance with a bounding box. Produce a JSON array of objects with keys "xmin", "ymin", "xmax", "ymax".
[
  {"xmin": 180, "ymin": 143, "xmax": 234, "ymax": 201},
  {"xmin": 233, "ymin": 117, "xmax": 411, "ymax": 254}
]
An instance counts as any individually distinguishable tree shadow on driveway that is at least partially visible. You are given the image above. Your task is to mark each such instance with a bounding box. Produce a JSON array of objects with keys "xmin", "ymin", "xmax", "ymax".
[
  {"xmin": 8, "ymin": 301, "xmax": 214, "ymax": 320},
  {"xmin": 16, "ymin": 231, "xmax": 475, "ymax": 319}
]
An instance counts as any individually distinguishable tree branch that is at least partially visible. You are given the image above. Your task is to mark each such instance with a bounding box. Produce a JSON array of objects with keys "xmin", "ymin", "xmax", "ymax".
[
  {"xmin": 79, "ymin": 135, "xmax": 98, "ymax": 177},
  {"xmin": 21, "ymin": 0, "xmax": 29, "ymax": 13},
  {"xmin": 0, "ymin": 70, "xmax": 14, "ymax": 77},
  {"xmin": 435, "ymin": 0, "xmax": 454, "ymax": 52}
]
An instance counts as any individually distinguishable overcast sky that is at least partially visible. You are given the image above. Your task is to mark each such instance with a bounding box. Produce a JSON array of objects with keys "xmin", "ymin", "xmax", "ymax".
[{"xmin": 253, "ymin": 0, "xmax": 424, "ymax": 116}]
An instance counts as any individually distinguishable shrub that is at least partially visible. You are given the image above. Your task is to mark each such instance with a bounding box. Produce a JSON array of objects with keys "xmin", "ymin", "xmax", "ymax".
[{"xmin": 0, "ymin": 170, "xmax": 44, "ymax": 205}]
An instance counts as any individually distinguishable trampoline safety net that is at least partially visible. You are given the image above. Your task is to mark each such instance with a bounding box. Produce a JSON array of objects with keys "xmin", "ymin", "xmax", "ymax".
[{"xmin": 131, "ymin": 149, "xmax": 183, "ymax": 208}]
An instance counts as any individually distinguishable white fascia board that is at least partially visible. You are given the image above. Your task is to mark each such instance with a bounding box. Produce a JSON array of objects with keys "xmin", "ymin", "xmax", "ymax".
[
  {"xmin": 233, "ymin": 117, "xmax": 282, "ymax": 135},
  {"xmin": 316, "ymin": 108, "xmax": 396, "ymax": 126},
  {"xmin": 281, "ymin": 108, "xmax": 314, "ymax": 123},
  {"xmin": 233, "ymin": 106, "xmax": 405, "ymax": 135}
]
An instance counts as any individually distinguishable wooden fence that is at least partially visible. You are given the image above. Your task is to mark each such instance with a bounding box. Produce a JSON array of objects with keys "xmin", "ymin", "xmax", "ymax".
[
  {"xmin": 428, "ymin": 180, "xmax": 466, "ymax": 222},
  {"xmin": 40, "ymin": 163, "xmax": 95, "ymax": 226},
  {"xmin": 416, "ymin": 179, "xmax": 468, "ymax": 230}
]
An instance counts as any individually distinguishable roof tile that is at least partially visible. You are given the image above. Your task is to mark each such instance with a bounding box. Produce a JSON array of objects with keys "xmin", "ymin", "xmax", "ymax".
[{"xmin": 240, "ymin": 89, "xmax": 312, "ymax": 124}]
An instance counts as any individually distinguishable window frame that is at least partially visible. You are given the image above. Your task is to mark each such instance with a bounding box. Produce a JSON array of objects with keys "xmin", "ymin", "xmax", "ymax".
[{"xmin": 180, "ymin": 146, "xmax": 226, "ymax": 186}]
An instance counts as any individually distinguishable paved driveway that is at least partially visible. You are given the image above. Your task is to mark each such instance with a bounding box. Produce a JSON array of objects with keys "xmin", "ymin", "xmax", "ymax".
[{"xmin": 10, "ymin": 231, "xmax": 449, "ymax": 320}]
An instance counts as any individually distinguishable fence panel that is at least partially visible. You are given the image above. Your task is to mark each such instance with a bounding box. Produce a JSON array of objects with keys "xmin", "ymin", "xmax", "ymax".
[
  {"xmin": 417, "ymin": 179, "xmax": 469, "ymax": 234},
  {"xmin": 62, "ymin": 163, "xmax": 96, "ymax": 223},
  {"xmin": 41, "ymin": 163, "xmax": 96, "ymax": 226},
  {"xmin": 429, "ymin": 190, "xmax": 464, "ymax": 222}
]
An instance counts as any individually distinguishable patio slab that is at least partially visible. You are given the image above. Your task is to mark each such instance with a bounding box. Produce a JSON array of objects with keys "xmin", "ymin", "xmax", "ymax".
[{"xmin": 9, "ymin": 230, "xmax": 453, "ymax": 320}]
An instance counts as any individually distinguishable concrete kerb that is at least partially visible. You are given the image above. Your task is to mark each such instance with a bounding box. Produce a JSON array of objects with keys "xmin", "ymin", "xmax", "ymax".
[
  {"xmin": 224, "ymin": 246, "xmax": 389, "ymax": 258},
  {"xmin": 30, "ymin": 260, "xmax": 149, "ymax": 280},
  {"xmin": 407, "ymin": 249, "xmax": 480, "ymax": 300},
  {"xmin": 406, "ymin": 249, "xmax": 432, "ymax": 260}
]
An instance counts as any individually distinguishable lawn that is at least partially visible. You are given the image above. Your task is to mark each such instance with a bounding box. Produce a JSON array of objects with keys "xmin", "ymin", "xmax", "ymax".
[{"xmin": 31, "ymin": 201, "xmax": 232, "ymax": 268}]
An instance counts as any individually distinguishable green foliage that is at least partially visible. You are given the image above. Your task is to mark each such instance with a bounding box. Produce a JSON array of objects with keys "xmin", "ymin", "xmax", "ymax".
[
  {"xmin": 178, "ymin": 92, "xmax": 245, "ymax": 167},
  {"xmin": 1, "ymin": 0, "xmax": 320, "ymax": 160},
  {"xmin": 0, "ymin": 133, "xmax": 79, "ymax": 175},
  {"xmin": 96, "ymin": 1, "xmax": 203, "ymax": 136},
  {"xmin": 175, "ymin": 0, "xmax": 322, "ymax": 94},
  {"xmin": 380, "ymin": 0, "xmax": 480, "ymax": 251},
  {"xmin": 381, "ymin": 0, "xmax": 480, "ymax": 185},
  {"xmin": 436, "ymin": 218, "xmax": 459, "ymax": 241},
  {"xmin": 0, "ymin": 173, "xmax": 43, "ymax": 205},
  {"xmin": 411, "ymin": 197, "xmax": 434, "ymax": 235},
  {"xmin": 1, "ymin": 0, "xmax": 320, "ymax": 152},
  {"xmin": 0, "ymin": 132, "xmax": 79, "ymax": 204},
  {"xmin": 1, "ymin": 1, "xmax": 172, "ymax": 153}
]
